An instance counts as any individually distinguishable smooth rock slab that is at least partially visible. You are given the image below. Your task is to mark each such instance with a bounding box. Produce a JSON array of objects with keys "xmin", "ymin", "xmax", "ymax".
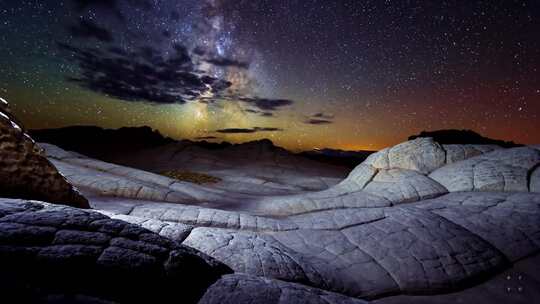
[
  {"xmin": 0, "ymin": 199, "xmax": 230, "ymax": 303},
  {"xmin": 198, "ymin": 274, "xmax": 369, "ymax": 304}
]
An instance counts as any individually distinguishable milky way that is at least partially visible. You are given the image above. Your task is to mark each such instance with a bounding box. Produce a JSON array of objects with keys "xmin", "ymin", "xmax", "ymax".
[{"xmin": 1, "ymin": 1, "xmax": 539, "ymax": 150}]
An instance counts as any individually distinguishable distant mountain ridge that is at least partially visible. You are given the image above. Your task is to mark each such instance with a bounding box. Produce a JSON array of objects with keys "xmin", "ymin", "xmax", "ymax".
[
  {"xmin": 31, "ymin": 126, "xmax": 520, "ymax": 170},
  {"xmin": 29, "ymin": 126, "xmax": 305, "ymax": 162},
  {"xmin": 299, "ymin": 148, "xmax": 374, "ymax": 168},
  {"xmin": 409, "ymin": 129, "xmax": 521, "ymax": 148},
  {"xmin": 30, "ymin": 126, "xmax": 371, "ymax": 169},
  {"xmin": 30, "ymin": 126, "xmax": 175, "ymax": 160}
]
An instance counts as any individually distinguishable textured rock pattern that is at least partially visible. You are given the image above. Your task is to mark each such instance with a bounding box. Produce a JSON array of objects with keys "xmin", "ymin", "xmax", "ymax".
[
  {"xmin": 99, "ymin": 210, "xmax": 194, "ymax": 242},
  {"xmin": 340, "ymin": 207, "xmax": 505, "ymax": 292},
  {"xmin": 273, "ymin": 142, "xmax": 539, "ymax": 218},
  {"xmin": 415, "ymin": 192, "xmax": 540, "ymax": 261},
  {"xmin": 442, "ymin": 144, "xmax": 501, "ymax": 164},
  {"xmin": 7, "ymin": 138, "xmax": 538, "ymax": 302},
  {"xmin": 362, "ymin": 169, "xmax": 447, "ymax": 204},
  {"xmin": 363, "ymin": 138, "xmax": 446, "ymax": 174},
  {"xmin": 0, "ymin": 100, "xmax": 88, "ymax": 208},
  {"xmin": 184, "ymin": 228, "xmax": 325, "ymax": 287},
  {"xmin": 98, "ymin": 196, "xmax": 532, "ymax": 300},
  {"xmin": 199, "ymin": 274, "xmax": 368, "ymax": 304},
  {"xmin": 180, "ymin": 202, "xmax": 510, "ymax": 298},
  {"xmin": 429, "ymin": 147, "xmax": 540, "ymax": 192},
  {"xmin": 0, "ymin": 199, "xmax": 230, "ymax": 303},
  {"xmin": 247, "ymin": 140, "xmax": 522, "ymax": 217}
]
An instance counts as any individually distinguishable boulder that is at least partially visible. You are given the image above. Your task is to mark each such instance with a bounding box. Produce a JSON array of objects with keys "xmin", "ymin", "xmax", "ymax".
[
  {"xmin": 364, "ymin": 138, "xmax": 446, "ymax": 174},
  {"xmin": 0, "ymin": 99, "xmax": 88, "ymax": 208},
  {"xmin": 0, "ymin": 199, "xmax": 230, "ymax": 303}
]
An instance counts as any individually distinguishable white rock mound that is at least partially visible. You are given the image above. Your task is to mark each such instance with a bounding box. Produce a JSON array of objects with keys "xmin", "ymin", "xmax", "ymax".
[{"xmin": 13, "ymin": 137, "xmax": 539, "ymax": 303}]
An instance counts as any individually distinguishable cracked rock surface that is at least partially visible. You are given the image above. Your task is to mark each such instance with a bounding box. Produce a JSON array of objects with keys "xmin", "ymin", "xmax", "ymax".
[
  {"xmin": 199, "ymin": 274, "xmax": 369, "ymax": 304},
  {"xmin": 2, "ymin": 130, "xmax": 540, "ymax": 303},
  {"xmin": 0, "ymin": 199, "xmax": 230, "ymax": 303},
  {"xmin": 429, "ymin": 146, "xmax": 540, "ymax": 192}
]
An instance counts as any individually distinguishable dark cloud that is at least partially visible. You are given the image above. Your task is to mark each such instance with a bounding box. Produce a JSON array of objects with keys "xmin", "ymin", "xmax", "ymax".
[
  {"xmin": 305, "ymin": 118, "xmax": 333, "ymax": 125},
  {"xmin": 216, "ymin": 128, "xmax": 255, "ymax": 134},
  {"xmin": 312, "ymin": 112, "xmax": 334, "ymax": 119},
  {"xmin": 59, "ymin": 2, "xmax": 296, "ymax": 112},
  {"xmin": 254, "ymin": 127, "xmax": 282, "ymax": 131},
  {"xmin": 213, "ymin": 95, "xmax": 294, "ymax": 112},
  {"xmin": 244, "ymin": 108, "xmax": 274, "ymax": 117},
  {"xmin": 57, "ymin": 41, "xmax": 232, "ymax": 104},
  {"xmin": 216, "ymin": 127, "xmax": 283, "ymax": 134},
  {"xmin": 68, "ymin": 19, "xmax": 114, "ymax": 42},
  {"xmin": 238, "ymin": 97, "xmax": 294, "ymax": 111},
  {"xmin": 195, "ymin": 136, "xmax": 218, "ymax": 140},
  {"xmin": 304, "ymin": 112, "xmax": 334, "ymax": 125},
  {"xmin": 206, "ymin": 57, "xmax": 250, "ymax": 69}
]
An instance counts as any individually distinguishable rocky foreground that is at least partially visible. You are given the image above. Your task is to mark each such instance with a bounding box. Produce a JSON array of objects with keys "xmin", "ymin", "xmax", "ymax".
[{"xmin": 1, "ymin": 99, "xmax": 539, "ymax": 303}]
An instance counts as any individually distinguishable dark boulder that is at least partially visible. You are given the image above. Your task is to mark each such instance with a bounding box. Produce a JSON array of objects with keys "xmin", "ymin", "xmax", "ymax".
[{"xmin": 0, "ymin": 199, "xmax": 231, "ymax": 303}]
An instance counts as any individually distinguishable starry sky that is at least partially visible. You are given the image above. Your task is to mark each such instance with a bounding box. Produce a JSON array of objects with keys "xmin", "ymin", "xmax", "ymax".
[{"xmin": 1, "ymin": 0, "xmax": 539, "ymax": 151}]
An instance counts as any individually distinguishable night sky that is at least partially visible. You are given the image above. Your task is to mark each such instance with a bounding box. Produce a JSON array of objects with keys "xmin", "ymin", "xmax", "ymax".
[{"xmin": 1, "ymin": 0, "xmax": 539, "ymax": 151}]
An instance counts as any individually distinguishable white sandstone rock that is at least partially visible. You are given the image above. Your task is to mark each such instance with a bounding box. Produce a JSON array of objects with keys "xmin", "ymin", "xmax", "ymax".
[
  {"xmin": 362, "ymin": 169, "xmax": 448, "ymax": 204},
  {"xmin": 430, "ymin": 147, "xmax": 540, "ymax": 192}
]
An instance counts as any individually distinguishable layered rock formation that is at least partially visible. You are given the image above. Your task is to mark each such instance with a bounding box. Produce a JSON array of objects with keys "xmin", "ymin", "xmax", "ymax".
[{"xmin": 0, "ymin": 99, "xmax": 88, "ymax": 208}]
